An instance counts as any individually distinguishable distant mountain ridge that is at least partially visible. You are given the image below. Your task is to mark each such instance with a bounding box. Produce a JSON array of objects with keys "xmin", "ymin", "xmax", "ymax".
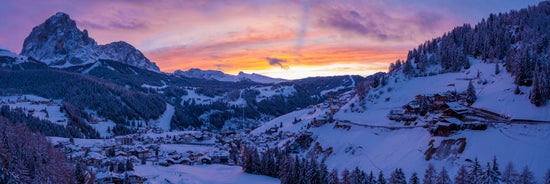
[
  {"xmin": 20, "ymin": 12, "xmax": 160, "ymax": 71},
  {"xmin": 174, "ymin": 68, "xmax": 287, "ymax": 84}
]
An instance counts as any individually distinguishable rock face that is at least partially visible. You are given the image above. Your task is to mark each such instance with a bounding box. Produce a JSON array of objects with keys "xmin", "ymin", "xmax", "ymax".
[
  {"xmin": 100, "ymin": 41, "xmax": 160, "ymax": 71},
  {"xmin": 20, "ymin": 12, "xmax": 159, "ymax": 71},
  {"xmin": 21, "ymin": 12, "xmax": 99, "ymax": 66}
]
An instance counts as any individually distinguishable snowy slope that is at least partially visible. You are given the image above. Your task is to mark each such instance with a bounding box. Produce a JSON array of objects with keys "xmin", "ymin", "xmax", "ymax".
[
  {"xmin": 149, "ymin": 103, "xmax": 175, "ymax": 131},
  {"xmin": 335, "ymin": 58, "xmax": 550, "ymax": 125},
  {"xmin": 251, "ymin": 58, "xmax": 550, "ymax": 180}
]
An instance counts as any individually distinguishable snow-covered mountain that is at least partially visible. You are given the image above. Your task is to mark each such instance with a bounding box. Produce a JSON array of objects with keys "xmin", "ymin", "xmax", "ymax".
[
  {"xmin": 236, "ymin": 71, "xmax": 287, "ymax": 84},
  {"xmin": 20, "ymin": 12, "xmax": 99, "ymax": 66},
  {"xmin": 174, "ymin": 68, "xmax": 286, "ymax": 84},
  {"xmin": 20, "ymin": 12, "xmax": 159, "ymax": 71},
  {"xmin": 99, "ymin": 41, "xmax": 159, "ymax": 71}
]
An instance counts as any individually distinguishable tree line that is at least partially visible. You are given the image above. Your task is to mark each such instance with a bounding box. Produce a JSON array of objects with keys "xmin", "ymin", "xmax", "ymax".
[
  {"xmin": 241, "ymin": 146, "xmax": 550, "ymax": 184},
  {"xmin": 389, "ymin": 1, "xmax": 550, "ymax": 106}
]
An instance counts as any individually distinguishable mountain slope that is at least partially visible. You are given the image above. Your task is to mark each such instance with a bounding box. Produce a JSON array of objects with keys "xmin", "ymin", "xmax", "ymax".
[{"xmin": 252, "ymin": 59, "xmax": 550, "ymax": 180}]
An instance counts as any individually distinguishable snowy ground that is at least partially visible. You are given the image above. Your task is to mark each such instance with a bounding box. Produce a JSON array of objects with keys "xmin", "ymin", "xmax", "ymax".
[
  {"xmin": 0, "ymin": 95, "xmax": 68, "ymax": 126},
  {"xmin": 149, "ymin": 103, "xmax": 174, "ymax": 131},
  {"xmin": 134, "ymin": 164, "xmax": 279, "ymax": 184}
]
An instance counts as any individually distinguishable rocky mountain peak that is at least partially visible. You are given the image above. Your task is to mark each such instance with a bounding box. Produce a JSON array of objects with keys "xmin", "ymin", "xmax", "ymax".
[
  {"xmin": 20, "ymin": 12, "xmax": 159, "ymax": 71},
  {"xmin": 100, "ymin": 41, "xmax": 160, "ymax": 71}
]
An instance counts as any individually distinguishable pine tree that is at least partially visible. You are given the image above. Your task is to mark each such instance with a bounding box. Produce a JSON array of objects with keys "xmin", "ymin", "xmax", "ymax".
[
  {"xmin": 319, "ymin": 160, "xmax": 329, "ymax": 184},
  {"xmin": 436, "ymin": 167, "xmax": 452, "ymax": 184},
  {"xmin": 466, "ymin": 81, "xmax": 477, "ymax": 105},
  {"xmin": 480, "ymin": 162, "xmax": 499, "ymax": 184},
  {"xmin": 367, "ymin": 171, "xmax": 375, "ymax": 184},
  {"xmin": 515, "ymin": 85, "xmax": 521, "ymax": 94},
  {"xmin": 342, "ymin": 168, "xmax": 351, "ymax": 184},
  {"xmin": 389, "ymin": 168, "xmax": 406, "ymax": 184},
  {"xmin": 491, "ymin": 156, "xmax": 501, "ymax": 180},
  {"xmin": 328, "ymin": 168, "xmax": 339, "ymax": 184},
  {"xmin": 502, "ymin": 162, "xmax": 518, "ymax": 184},
  {"xmin": 467, "ymin": 158, "xmax": 483, "ymax": 184},
  {"xmin": 455, "ymin": 165, "xmax": 468, "ymax": 184},
  {"xmin": 409, "ymin": 172, "xmax": 419, "ymax": 184},
  {"xmin": 378, "ymin": 171, "xmax": 387, "ymax": 184},
  {"xmin": 543, "ymin": 169, "xmax": 550, "ymax": 184},
  {"xmin": 423, "ymin": 164, "xmax": 437, "ymax": 184},
  {"xmin": 518, "ymin": 166, "xmax": 535, "ymax": 184}
]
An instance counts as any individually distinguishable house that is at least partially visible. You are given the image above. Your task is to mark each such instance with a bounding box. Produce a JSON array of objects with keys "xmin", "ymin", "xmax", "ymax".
[
  {"xmin": 115, "ymin": 137, "xmax": 133, "ymax": 145},
  {"xmin": 199, "ymin": 156, "xmax": 212, "ymax": 164},
  {"xmin": 442, "ymin": 102, "xmax": 469, "ymax": 117},
  {"xmin": 432, "ymin": 118, "xmax": 464, "ymax": 136}
]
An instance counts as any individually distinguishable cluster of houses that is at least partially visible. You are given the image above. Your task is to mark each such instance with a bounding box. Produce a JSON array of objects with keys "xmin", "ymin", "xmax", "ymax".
[
  {"xmin": 388, "ymin": 91, "xmax": 489, "ymax": 136},
  {"xmin": 54, "ymin": 130, "xmax": 234, "ymax": 184}
]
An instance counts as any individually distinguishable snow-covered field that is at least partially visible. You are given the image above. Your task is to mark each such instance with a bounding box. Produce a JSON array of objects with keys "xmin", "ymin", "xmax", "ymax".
[{"xmin": 134, "ymin": 164, "xmax": 280, "ymax": 184}]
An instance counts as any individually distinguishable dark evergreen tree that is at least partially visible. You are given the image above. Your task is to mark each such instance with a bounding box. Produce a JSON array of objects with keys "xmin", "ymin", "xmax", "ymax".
[
  {"xmin": 517, "ymin": 166, "xmax": 535, "ymax": 184},
  {"xmin": 342, "ymin": 168, "xmax": 350, "ymax": 184},
  {"xmin": 455, "ymin": 165, "xmax": 468, "ymax": 184},
  {"xmin": 543, "ymin": 169, "xmax": 550, "ymax": 184},
  {"xmin": 467, "ymin": 158, "xmax": 483, "ymax": 184},
  {"xmin": 378, "ymin": 171, "xmax": 387, "ymax": 184},
  {"xmin": 466, "ymin": 81, "xmax": 477, "ymax": 105},
  {"xmin": 423, "ymin": 164, "xmax": 437, "ymax": 184},
  {"xmin": 389, "ymin": 168, "xmax": 407, "ymax": 184},
  {"xmin": 409, "ymin": 172, "xmax": 419, "ymax": 184},
  {"xmin": 328, "ymin": 168, "xmax": 339, "ymax": 184},
  {"xmin": 436, "ymin": 167, "xmax": 452, "ymax": 184},
  {"xmin": 367, "ymin": 171, "xmax": 375, "ymax": 184},
  {"xmin": 491, "ymin": 156, "xmax": 501, "ymax": 180}
]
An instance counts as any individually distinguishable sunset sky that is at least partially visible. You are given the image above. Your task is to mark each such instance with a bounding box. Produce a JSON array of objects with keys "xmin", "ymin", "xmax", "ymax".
[{"xmin": 0, "ymin": 0, "xmax": 542, "ymax": 79}]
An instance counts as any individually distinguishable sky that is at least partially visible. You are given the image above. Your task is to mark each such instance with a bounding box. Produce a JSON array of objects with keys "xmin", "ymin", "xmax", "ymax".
[{"xmin": 0, "ymin": 0, "xmax": 543, "ymax": 79}]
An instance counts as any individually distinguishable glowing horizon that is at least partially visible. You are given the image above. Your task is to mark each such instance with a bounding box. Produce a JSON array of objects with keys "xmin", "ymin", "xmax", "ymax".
[{"xmin": 0, "ymin": 0, "xmax": 543, "ymax": 79}]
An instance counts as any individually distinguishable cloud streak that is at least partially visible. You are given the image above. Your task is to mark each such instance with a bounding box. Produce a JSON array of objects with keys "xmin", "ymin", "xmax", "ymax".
[{"xmin": 266, "ymin": 57, "xmax": 289, "ymax": 69}]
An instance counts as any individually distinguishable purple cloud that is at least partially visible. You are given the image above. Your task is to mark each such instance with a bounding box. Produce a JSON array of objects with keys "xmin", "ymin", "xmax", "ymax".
[
  {"xmin": 317, "ymin": 8, "xmax": 397, "ymax": 40},
  {"xmin": 266, "ymin": 57, "xmax": 289, "ymax": 69}
]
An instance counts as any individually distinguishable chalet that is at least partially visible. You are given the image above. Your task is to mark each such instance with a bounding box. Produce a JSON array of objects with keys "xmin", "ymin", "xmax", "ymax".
[
  {"xmin": 404, "ymin": 102, "xmax": 420, "ymax": 114},
  {"xmin": 199, "ymin": 156, "xmax": 212, "ymax": 164},
  {"xmin": 212, "ymin": 151, "xmax": 230, "ymax": 164},
  {"xmin": 266, "ymin": 127, "xmax": 278, "ymax": 134},
  {"xmin": 313, "ymin": 114, "xmax": 330, "ymax": 127},
  {"xmin": 442, "ymin": 102, "xmax": 469, "ymax": 117},
  {"xmin": 115, "ymin": 137, "xmax": 133, "ymax": 145}
]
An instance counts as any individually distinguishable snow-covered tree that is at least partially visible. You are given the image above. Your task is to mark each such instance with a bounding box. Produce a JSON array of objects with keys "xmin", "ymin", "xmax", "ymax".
[
  {"xmin": 328, "ymin": 168, "xmax": 339, "ymax": 184},
  {"xmin": 423, "ymin": 164, "xmax": 438, "ymax": 184},
  {"xmin": 455, "ymin": 165, "xmax": 468, "ymax": 184},
  {"xmin": 502, "ymin": 162, "xmax": 519, "ymax": 184},
  {"xmin": 467, "ymin": 158, "xmax": 483, "ymax": 184},
  {"xmin": 466, "ymin": 81, "xmax": 477, "ymax": 105},
  {"xmin": 409, "ymin": 172, "xmax": 419, "ymax": 184},
  {"xmin": 390, "ymin": 168, "xmax": 407, "ymax": 184},
  {"xmin": 543, "ymin": 169, "xmax": 550, "ymax": 184},
  {"xmin": 480, "ymin": 162, "xmax": 499, "ymax": 184},
  {"xmin": 342, "ymin": 168, "xmax": 351, "ymax": 184},
  {"xmin": 436, "ymin": 167, "xmax": 452, "ymax": 184},
  {"xmin": 517, "ymin": 166, "xmax": 535, "ymax": 184},
  {"xmin": 378, "ymin": 171, "xmax": 387, "ymax": 184}
]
